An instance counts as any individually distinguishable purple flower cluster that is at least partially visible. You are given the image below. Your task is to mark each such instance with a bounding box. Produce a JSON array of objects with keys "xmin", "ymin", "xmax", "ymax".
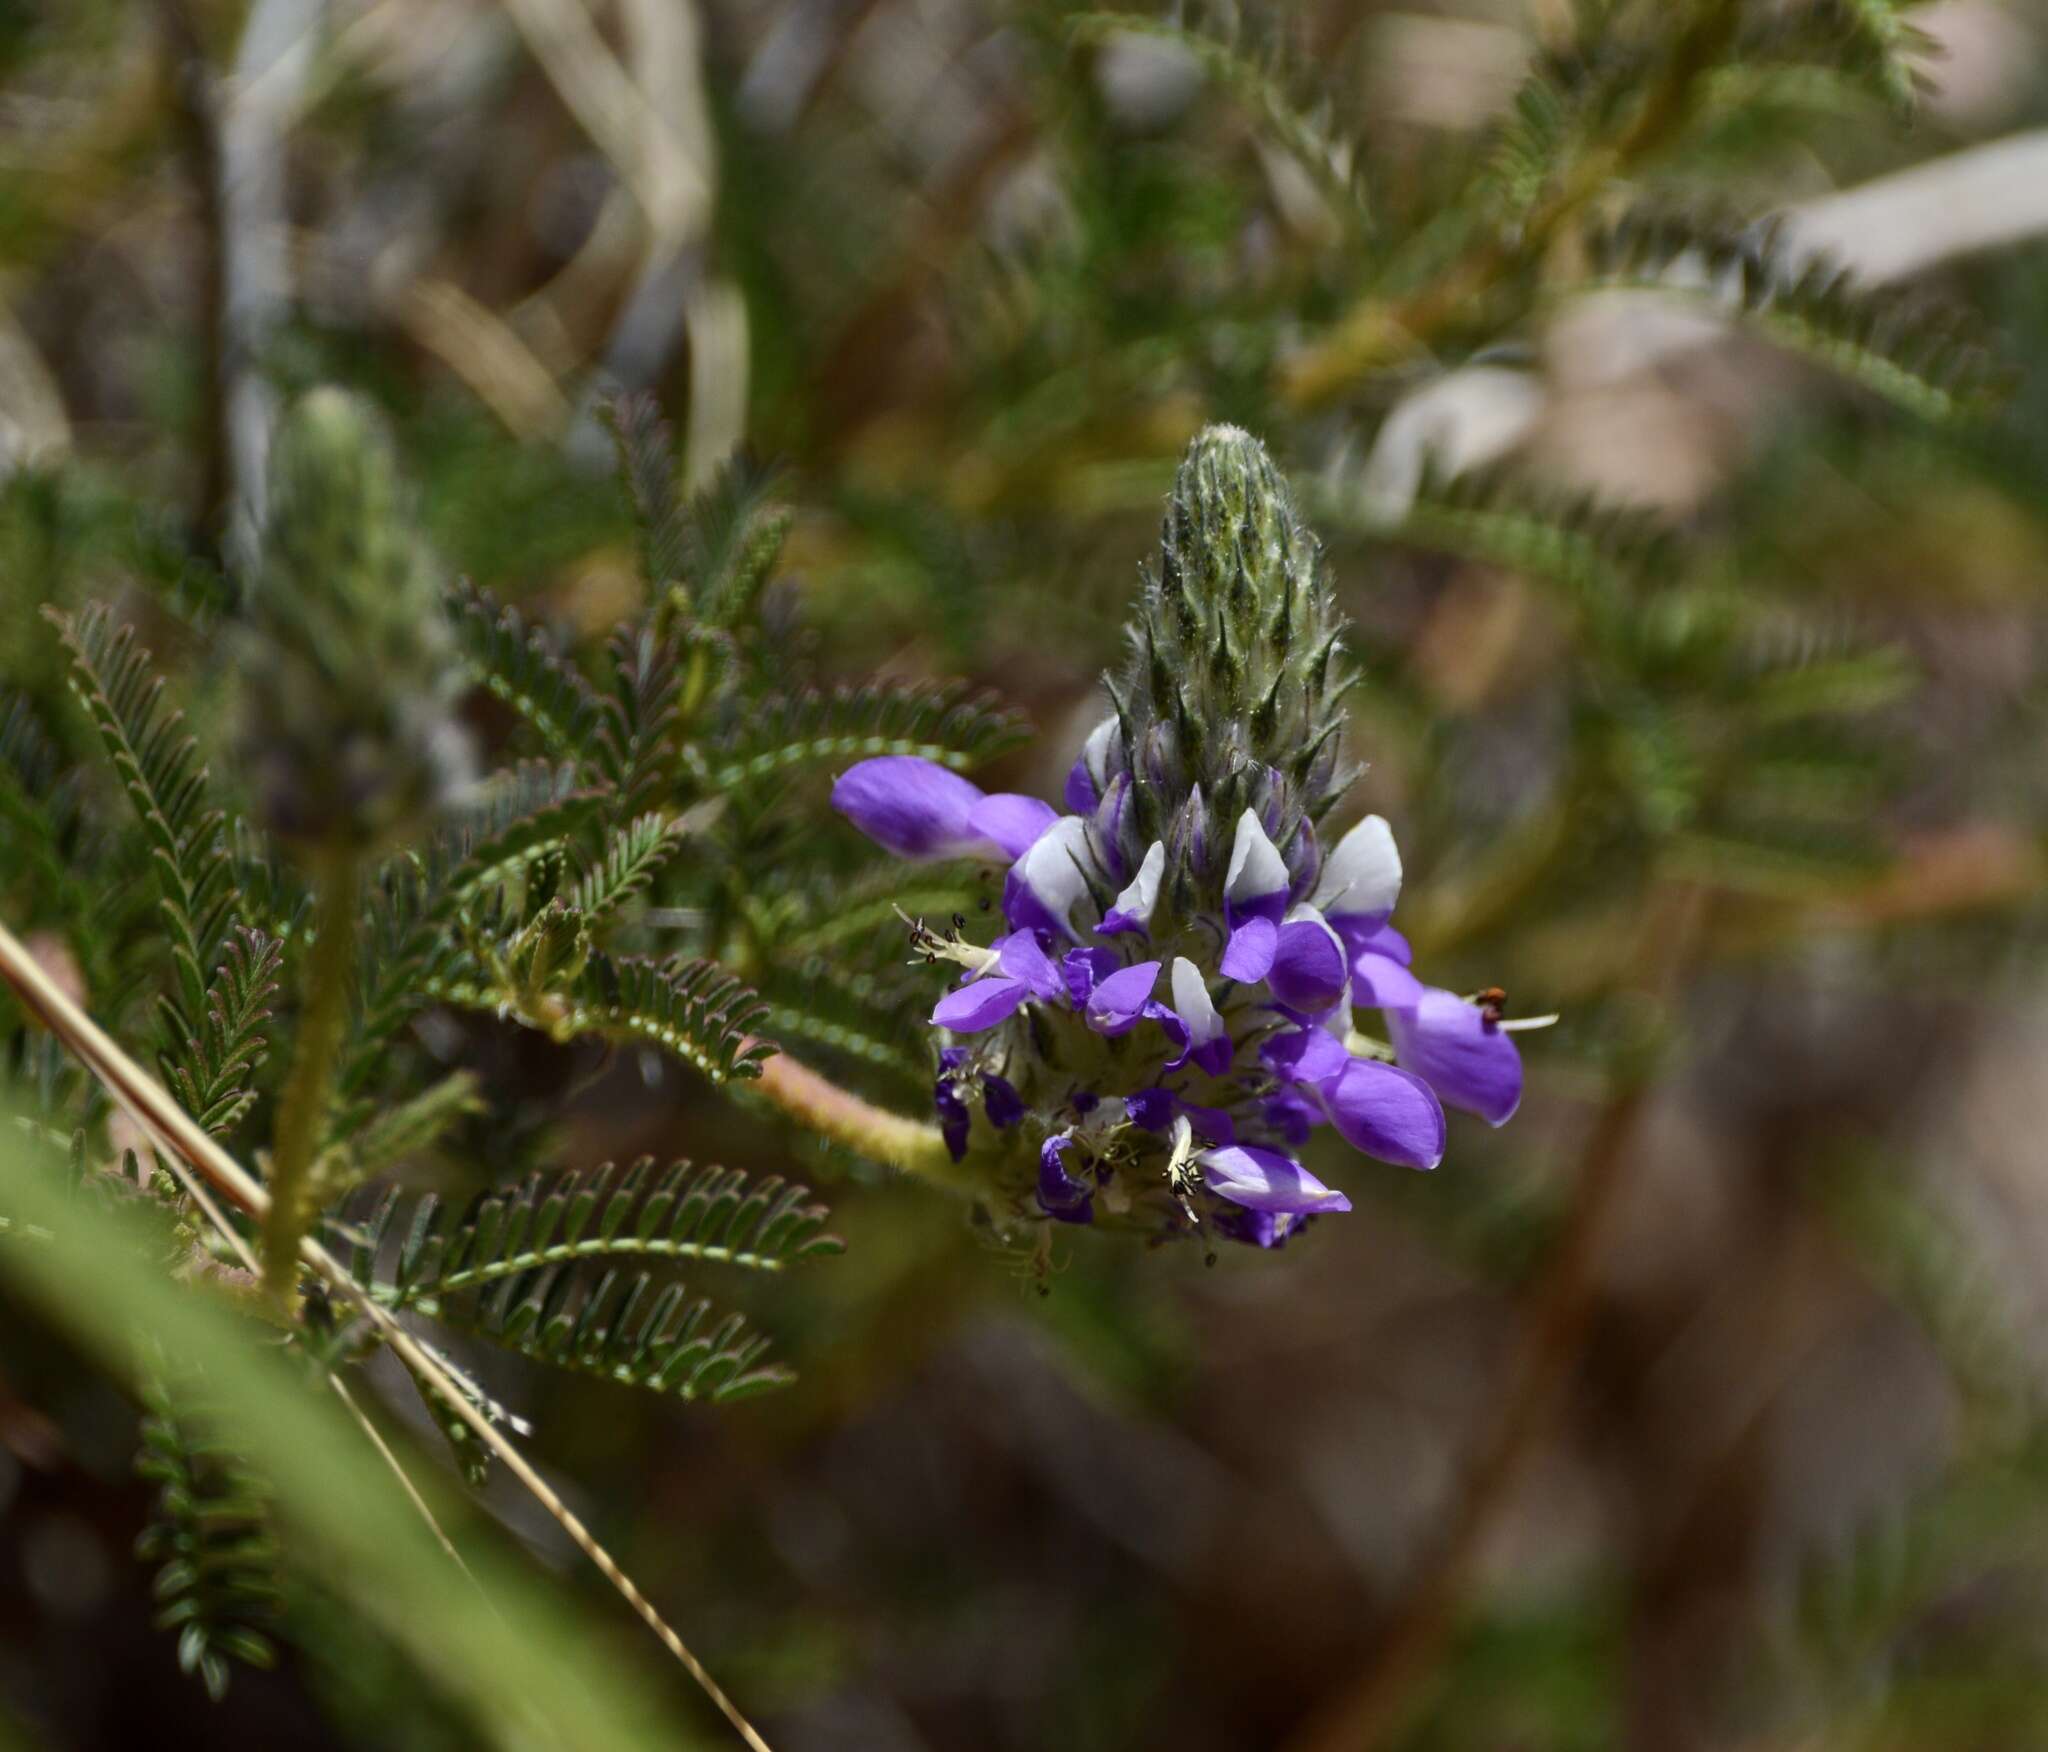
[{"xmin": 832, "ymin": 744, "xmax": 1523, "ymax": 1248}]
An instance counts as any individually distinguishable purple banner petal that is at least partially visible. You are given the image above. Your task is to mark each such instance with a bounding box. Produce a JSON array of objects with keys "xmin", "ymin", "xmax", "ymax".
[
  {"xmin": 1267, "ymin": 908, "xmax": 1349, "ymax": 1013},
  {"xmin": 931, "ymin": 975, "xmax": 1029, "ymax": 1033},
  {"xmin": 832, "ymin": 757, "xmax": 989, "ymax": 860},
  {"xmin": 1349, "ymin": 948, "xmax": 1424, "ymax": 1011},
  {"xmin": 1197, "ymin": 1144, "xmax": 1353, "ymax": 1215},
  {"xmin": 966, "ymin": 792, "xmax": 1059, "ymax": 861},
  {"xmin": 1321, "ymin": 1058, "xmax": 1446, "ymax": 1170},
  {"xmin": 1086, "ymin": 959, "xmax": 1161, "ymax": 1036},
  {"xmin": 1388, "ymin": 989, "xmax": 1524, "ymax": 1126},
  {"xmin": 1220, "ymin": 912, "xmax": 1281, "ymax": 982}
]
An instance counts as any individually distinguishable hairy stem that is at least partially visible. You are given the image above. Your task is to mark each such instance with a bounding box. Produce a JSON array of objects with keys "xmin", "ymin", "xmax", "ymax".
[
  {"xmin": 750, "ymin": 1048, "xmax": 966, "ymax": 1184},
  {"xmin": 262, "ymin": 850, "xmax": 359, "ymax": 1305}
]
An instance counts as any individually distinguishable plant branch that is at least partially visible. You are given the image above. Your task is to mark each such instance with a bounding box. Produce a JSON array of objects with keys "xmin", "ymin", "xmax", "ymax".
[{"xmin": 262, "ymin": 849, "xmax": 359, "ymax": 1306}]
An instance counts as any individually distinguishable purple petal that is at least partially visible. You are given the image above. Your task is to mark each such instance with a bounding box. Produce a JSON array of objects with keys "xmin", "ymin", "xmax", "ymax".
[
  {"xmin": 1197, "ymin": 1144, "xmax": 1352, "ymax": 1216},
  {"xmin": 1263, "ymin": 1087, "xmax": 1322, "ymax": 1146},
  {"xmin": 1267, "ymin": 910, "xmax": 1349, "ymax": 1013},
  {"xmin": 1216, "ymin": 1206, "xmax": 1283, "ymax": 1248},
  {"xmin": 931, "ymin": 975, "xmax": 1029, "ymax": 1033},
  {"xmin": 1123, "ymin": 1087, "xmax": 1174, "ymax": 1132},
  {"xmin": 1038, "ymin": 1134, "xmax": 1094, "ymax": 1223},
  {"xmin": 993, "ymin": 929, "xmax": 1063, "ymax": 999},
  {"xmin": 1321, "ymin": 1059, "xmax": 1446, "ymax": 1171},
  {"xmin": 1086, "ymin": 959, "xmax": 1161, "ymax": 1036},
  {"xmin": 1263, "ymin": 1025, "xmax": 1349, "ymax": 1086},
  {"xmin": 1285, "ymin": 820, "xmax": 1322, "ymax": 902},
  {"xmin": 1350, "ymin": 948, "xmax": 1425, "ymax": 1010},
  {"xmin": 1147, "ymin": 999, "xmax": 1191, "ymax": 1065},
  {"xmin": 1388, "ymin": 989, "xmax": 1524, "ymax": 1126},
  {"xmin": 832, "ymin": 757, "xmax": 989, "ymax": 860},
  {"xmin": 1064, "ymin": 759, "xmax": 1098, "ymax": 815},
  {"xmin": 1363, "ymin": 921, "xmax": 1412, "ymax": 965},
  {"xmin": 1220, "ymin": 912, "xmax": 1281, "ymax": 983},
  {"xmin": 934, "ymin": 1081, "xmax": 970, "ymax": 1161},
  {"xmin": 966, "ymin": 793, "xmax": 1059, "ymax": 861},
  {"xmin": 1061, "ymin": 946, "xmax": 1118, "ymax": 1007},
  {"xmin": 1176, "ymin": 1099, "xmax": 1237, "ymax": 1145},
  {"xmin": 982, "ymin": 1074, "xmax": 1024, "ymax": 1129}
]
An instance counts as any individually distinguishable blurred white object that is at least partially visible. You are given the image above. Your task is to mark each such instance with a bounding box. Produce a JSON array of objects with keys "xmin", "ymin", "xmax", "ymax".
[
  {"xmin": 1785, "ymin": 132, "xmax": 2048, "ymax": 287},
  {"xmin": 1358, "ymin": 125, "xmax": 2048, "ymax": 516},
  {"xmin": 1356, "ymin": 368, "xmax": 1549, "ymax": 524}
]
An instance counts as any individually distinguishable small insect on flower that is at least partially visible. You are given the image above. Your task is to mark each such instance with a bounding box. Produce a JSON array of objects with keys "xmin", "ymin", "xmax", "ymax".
[{"xmin": 833, "ymin": 425, "xmax": 1535, "ymax": 1249}]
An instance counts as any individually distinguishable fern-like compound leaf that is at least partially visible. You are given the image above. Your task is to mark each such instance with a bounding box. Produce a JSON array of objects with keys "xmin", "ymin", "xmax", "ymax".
[
  {"xmin": 679, "ymin": 452, "xmax": 789, "ymax": 628},
  {"xmin": 567, "ymin": 954, "xmax": 773, "ymax": 1083},
  {"xmin": 353, "ymin": 1159, "xmax": 840, "ymax": 1404},
  {"xmin": 483, "ymin": 1267, "xmax": 792, "ymax": 1401},
  {"xmin": 357, "ymin": 1157, "xmax": 841, "ymax": 1305},
  {"xmin": 601, "ymin": 392, "xmax": 692, "ymax": 595},
  {"xmin": 0, "ymin": 691, "xmax": 98, "ymax": 921},
  {"xmin": 1068, "ymin": 12, "xmax": 1374, "ymax": 234},
  {"xmin": 446, "ymin": 579, "xmax": 603, "ymax": 764},
  {"xmin": 160, "ymin": 927, "xmax": 283, "ymax": 1140},
  {"xmin": 1582, "ymin": 209, "xmax": 2002, "ymax": 424},
  {"xmin": 51, "ymin": 606, "xmax": 238, "ymax": 1056},
  {"xmin": 429, "ymin": 762, "xmax": 603, "ymax": 921},
  {"xmin": 345, "ymin": 1071, "xmax": 484, "ymax": 1180},
  {"xmin": 1740, "ymin": 0, "xmax": 1937, "ymax": 112},
  {"xmin": 133, "ymin": 1372, "xmax": 283, "ymax": 1700},
  {"xmin": 569, "ymin": 812, "xmax": 685, "ymax": 926},
  {"xmin": 1347, "ymin": 463, "xmax": 1677, "ymax": 607},
  {"xmin": 696, "ymin": 679, "xmax": 1029, "ymax": 791},
  {"xmin": 594, "ymin": 625, "xmax": 682, "ymax": 813}
]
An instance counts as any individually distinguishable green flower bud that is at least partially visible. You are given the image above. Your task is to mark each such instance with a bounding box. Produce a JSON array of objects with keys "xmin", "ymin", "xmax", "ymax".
[
  {"xmin": 1102, "ymin": 425, "xmax": 1355, "ymax": 895},
  {"xmin": 243, "ymin": 388, "xmax": 472, "ymax": 854}
]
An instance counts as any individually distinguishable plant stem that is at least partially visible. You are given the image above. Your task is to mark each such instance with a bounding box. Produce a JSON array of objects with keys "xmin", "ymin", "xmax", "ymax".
[
  {"xmin": 749, "ymin": 1048, "xmax": 968, "ymax": 1185},
  {"xmin": 262, "ymin": 849, "xmax": 360, "ymax": 1306}
]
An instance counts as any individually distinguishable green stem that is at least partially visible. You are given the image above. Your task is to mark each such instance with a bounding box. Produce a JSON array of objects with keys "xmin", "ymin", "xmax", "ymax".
[
  {"xmin": 749, "ymin": 1050, "xmax": 971, "ymax": 1188},
  {"xmin": 263, "ymin": 850, "xmax": 361, "ymax": 1305}
]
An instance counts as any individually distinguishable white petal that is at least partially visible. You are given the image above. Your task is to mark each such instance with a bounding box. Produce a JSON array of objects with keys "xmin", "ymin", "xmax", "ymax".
[
  {"xmin": 1014, "ymin": 814, "xmax": 1097, "ymax": 936},
  {"xmin": 1171, "ymin": 955, "xmax": 1223, "ymax": 1045},
  {"xmin": 1108, "ymin": 840, "xmax": 1164, "ymax": 925},
  {"xmin": 1225, "ymin": 809, "xmax": 1289, "ymax": 905},
  {"xmin": 1082, "ymin": 717, "xmax": 1118, "ymax": 791},
  {"xmin": 1316, "ymin": 814, "xmax": 1402, "ymax": 920}
]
